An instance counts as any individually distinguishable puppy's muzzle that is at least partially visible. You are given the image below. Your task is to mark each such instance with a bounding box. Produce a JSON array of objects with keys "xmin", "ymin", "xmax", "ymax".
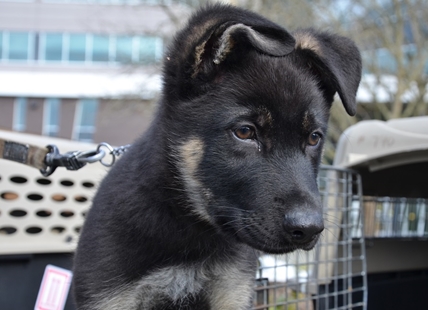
[{"xmin": 283, "ymin": 210, "xmax": 324, "ymax": 245}]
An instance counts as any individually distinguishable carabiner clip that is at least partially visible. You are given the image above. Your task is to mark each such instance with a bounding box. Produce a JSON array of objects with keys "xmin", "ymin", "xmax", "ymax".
[{"xmin": 40, "ymin": 145, "xmax": 87, "ymax": 177}]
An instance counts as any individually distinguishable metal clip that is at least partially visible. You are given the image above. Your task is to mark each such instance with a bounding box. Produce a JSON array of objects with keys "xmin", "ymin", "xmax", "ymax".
[
  {"xmin": 41, "ymin": 145, "xmax": 88, "ymax": 177},
  {"xmin": 38, "ymin": 142, "xmax": 127, "ymax": 176},
  {"xmin": 76, "ymin": 149, "xmax": 106, "ymax": 164}
]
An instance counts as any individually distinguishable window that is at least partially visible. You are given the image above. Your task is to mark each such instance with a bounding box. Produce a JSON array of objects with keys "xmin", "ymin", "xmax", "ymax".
[
  {"xmin": 115, "ymin": 36, "xmax": 133, "ymax": 63},
  {"xmin": 42, "ymin": 33, "xmax": 63, "ymax": 61},
  {"xmin": 13, "ymin": 98, "xmax": 27, "ymax": 132},
  {"xmin": 0, "ymin": 31, "xmax": 162, "ymax": 65},
  {"xmin": 43, "ymin": 98, "xmax": 61, "ymax": 137},
  {"xmin": 8, "ymin": 32, "xmax": 32, "ymax": 60},
  {"xmin": 73, "ymin": 99, "xmax": 98, "ymax": 142},
  {"xmin": 69, "ymin": 34, "xmax": 86, "ymax": 62},
  {"xmin": 92, "ymin": 35, "xmax": 110, "ymax": 62},
  {"xmin": 0, "ymin": 33, "xmax": 3, "ymax": 59},
  {"xmin": 139, "ymin": 36, "xmax": 162, "ymax": 64}
]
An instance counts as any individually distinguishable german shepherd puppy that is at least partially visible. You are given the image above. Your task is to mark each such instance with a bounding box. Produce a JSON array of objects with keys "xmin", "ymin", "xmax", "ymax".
[{"xmin": 73, "ymin": 4, "xmax": 361, "ymax": 310}]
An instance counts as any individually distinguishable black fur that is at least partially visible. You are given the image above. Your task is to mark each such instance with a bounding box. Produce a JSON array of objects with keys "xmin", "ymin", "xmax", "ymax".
[{"xmin": 73, "ymin": 4, "xmax": 361, "ymax": 310}]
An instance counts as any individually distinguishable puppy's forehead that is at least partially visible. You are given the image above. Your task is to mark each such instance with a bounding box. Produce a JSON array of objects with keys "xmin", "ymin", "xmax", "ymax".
[{"xmin": 226, "ymin": 59, "xmax": 327, "ymax": 125}]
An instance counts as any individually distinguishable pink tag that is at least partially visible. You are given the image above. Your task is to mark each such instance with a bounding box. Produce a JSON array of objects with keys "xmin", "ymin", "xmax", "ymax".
[{"xmin": 34, "ymin": 265, "xmax": 73, "ymax": 310}]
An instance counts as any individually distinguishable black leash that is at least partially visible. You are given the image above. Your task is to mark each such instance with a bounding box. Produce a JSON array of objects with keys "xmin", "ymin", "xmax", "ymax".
[{"xmin": 0, "ymin": 139, "xmax": 131, "ymax": 177}]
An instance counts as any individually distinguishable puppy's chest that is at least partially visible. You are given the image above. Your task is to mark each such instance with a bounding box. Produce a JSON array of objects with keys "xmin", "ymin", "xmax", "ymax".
[
  {"xmin": 140, "ymin": 264, "xmax": 210, "ymax": 301},
  {"xmin": 135, "ymin": 260, "xmax": 255, "ymax": 309}
]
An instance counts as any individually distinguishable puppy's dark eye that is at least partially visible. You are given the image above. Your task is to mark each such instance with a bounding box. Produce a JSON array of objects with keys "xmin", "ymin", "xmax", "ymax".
[
  {"xmin": 234, "ymin": 126, "xmax": 255, "ymax": 140},
  {"xmin": 308, "ymin": 132, "xmax": 321, "ymax": 146}
]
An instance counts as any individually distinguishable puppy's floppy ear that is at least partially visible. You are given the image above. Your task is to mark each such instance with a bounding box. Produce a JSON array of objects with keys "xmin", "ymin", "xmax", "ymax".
[
  {"xmin": 163, "ymin": 5, "xmax": 296, "ymax": 102},
  {"xmin": 293, "ymin": 29, "xmax": 362, "ymax": 116},
  {"xmin": 192, "ymin": 21, "xmax": 295, "ymax": 78}
]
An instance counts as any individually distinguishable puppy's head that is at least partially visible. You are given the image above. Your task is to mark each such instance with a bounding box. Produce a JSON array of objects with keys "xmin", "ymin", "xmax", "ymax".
[{"xmin": 163, "ymin": 5, "xmax": 361, "ymax": 254}]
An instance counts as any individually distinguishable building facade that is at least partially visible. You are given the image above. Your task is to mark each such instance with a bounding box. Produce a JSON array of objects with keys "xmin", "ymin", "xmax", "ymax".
[{"xmin": 0, "ymin": 0, "xmax": 190, "ymax": 145}]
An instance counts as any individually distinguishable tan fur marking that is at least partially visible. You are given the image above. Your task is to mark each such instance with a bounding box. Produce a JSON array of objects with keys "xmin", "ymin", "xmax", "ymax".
[
  {"xmin": 178, "ymin": 138, "xmax": 213, "ymax": 223},
  {"xmin": 187, "ymin": 18, "xmax": 220, "ymax": 77},
  {"xmin": 186, "ymin": 19, "xmax": 218, "ymax": 54},
  {"xmin": 213, "ymin": 24, "xmax": 257, "ymax": 65},
  {"xmin": 192, "ymin": 41, "xmax": 207, "ymax": 78},
  {"xmin": 180, "ymin": 138, "xmax": 204, "ymax": 176},
  {"xmin": 213, "ymin": 28, "xmax": 236, "ymax": 64},
  {"xmin": 208, "ymin": 263, "xmax": 254, "ymax": 309},
  {"xmin": 294, "ymin": 31, "xmax": 322, "ymax": 55},
  {"xmin": 258, "ymin": 107, "xmax": 273, "ymax": 127}
]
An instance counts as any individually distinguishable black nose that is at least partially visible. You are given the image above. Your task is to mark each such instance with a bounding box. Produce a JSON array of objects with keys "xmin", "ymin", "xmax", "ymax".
[{"xmin": 283, "ymin": 211, "xmax": 324, "ymax": 244}]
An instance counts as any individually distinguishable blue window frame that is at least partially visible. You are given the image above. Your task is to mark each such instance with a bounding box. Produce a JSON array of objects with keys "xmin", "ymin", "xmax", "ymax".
[
  {"xmin": 13, "ymin": 97, "xmax": 27, "ymax": 132},
  {"xmin": 92, "ymin": 35, "xmax": 110, "ymax": 62},
  {"xmin": 0, "ymin": 33, "xmax": 3, "ymax": 59},
  {"xmin": 69, "ymin": 34, "xmax": 87, "ymax": 62},
  {"xmin": 43, "ymin": 33, "xmax": 63, "ymax": 61},
  {"xmin": 0, "ymin": 31, "xmax": 162, "ymax": 65},
  {"xmin": 139, "ymin": 36, "xmax": 162, "ymax": 64},
  {"xmin": 43, "ymin": 98, "xmax": 61, "ymax": 137},
  {"xmin": 8, "ymin": 32, "xmax": 32, "ymax": 60},
  {"xmin": 115, "ymin": 36, "xmax": 133, "ymax": 63},
  {"xmin": 73, "ymin": 99, "xmax": 98, "ymax": 142}
]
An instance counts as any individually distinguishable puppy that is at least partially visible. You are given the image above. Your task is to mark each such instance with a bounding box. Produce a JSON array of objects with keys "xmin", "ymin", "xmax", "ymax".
[{"xmin": 73, "ymin": 4, "xmax": 361, "ymax": 310}]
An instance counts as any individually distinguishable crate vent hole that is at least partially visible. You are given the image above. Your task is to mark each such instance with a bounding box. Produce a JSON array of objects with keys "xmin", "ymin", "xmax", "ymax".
[
  {"xmin": 52, "ymin": 194, "xmax": 67, "ymax": 202},
  {"xmin": 1, "ymin": 192, "xmax": 19, "ymax": 200},
  {"xmin": 10, "ymin": 209, "xmax": 27, "ymax": 217},
  {"xmin": 60, "ymin": 211, "xmax": 74, "ymax": 218},
  {"xmin": 74, "ymin": 195, "xmax": 88, "ymax": 203},
  {"xmin": 36, "ymin": 210, "xmax": 52, "ymax": 217},
  {"xmin": 10, "ymin": 176, "xmax": 28, "ymax": 184},
  {"xmin": 26, "ymin": 226, "xmax": 42, "ymax": 234},
  {"xmin": 0, "ymin": 226, "xmax": 17, "ymax": 235},
  {"xmin": 27, "ymin": 193, "xmax": 43, "ymax": 201},
  {"xmin": 51, "ymin": 226, "xmax": 66, "ymax": 234},
  {"xmin": 36, "ymin": 178, "xmax": 52, "ymax": 185},
  {"xmin": 75, "ymin": 226, "xmax": 82, "ymax": 233},
  {"xmin": 60, "ymin": 180, "xmax": 74, "ymax": 187},
  {"xmin": 82, "ymin": 181, "xmax": 95, "ymax": 188}
]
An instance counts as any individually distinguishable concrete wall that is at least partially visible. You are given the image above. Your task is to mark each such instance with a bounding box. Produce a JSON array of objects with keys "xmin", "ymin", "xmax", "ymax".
[
  {"xmin": 0, "ymin": 97, "xmax": 14, "ymax": 130},
  {"xmin": 25, "ymin": 98, "xmax": 44, "ymax": 135},
  {"xmin": 94, "ymin": 98, "xmax": 156, "ymax": 145},
  {"xmin": 58, "ymin": 98, "xmax": 77, "ymax": 140}
]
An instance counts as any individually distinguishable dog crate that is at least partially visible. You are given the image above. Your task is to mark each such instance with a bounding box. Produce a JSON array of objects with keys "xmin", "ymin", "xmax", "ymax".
[
  {"xmin": 333, "ymin": 116, "xmax": 428, "ymax": 309},
  {"xmin": 334, "ymin": 116, "xmax": 428, "ymax": 240},
  {"xmin": 0, "ymin": 129, "xmax": 367, "ymax": 310},
  {"xmin": 0, "ymin": 130, "xmax": 106, "ymax": 310},
  {"xmin": 0, "ymin": 130, "xmax": 107, "ymax": 255}
]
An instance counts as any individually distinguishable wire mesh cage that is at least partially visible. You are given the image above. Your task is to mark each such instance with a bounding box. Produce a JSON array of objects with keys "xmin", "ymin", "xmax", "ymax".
[{"xmin": 253, "ymin": 166, "xmax": 367, "ymax": 310}]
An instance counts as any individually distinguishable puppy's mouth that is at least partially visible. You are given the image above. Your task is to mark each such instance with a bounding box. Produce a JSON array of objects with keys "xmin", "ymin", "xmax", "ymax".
[
  {"xmin": 215, "ymin": 208, "xmax": 323, "ymax": 254},
  {"xmin": 234, "ymin": 223, "xmax": 322, "ymax": 254}
]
